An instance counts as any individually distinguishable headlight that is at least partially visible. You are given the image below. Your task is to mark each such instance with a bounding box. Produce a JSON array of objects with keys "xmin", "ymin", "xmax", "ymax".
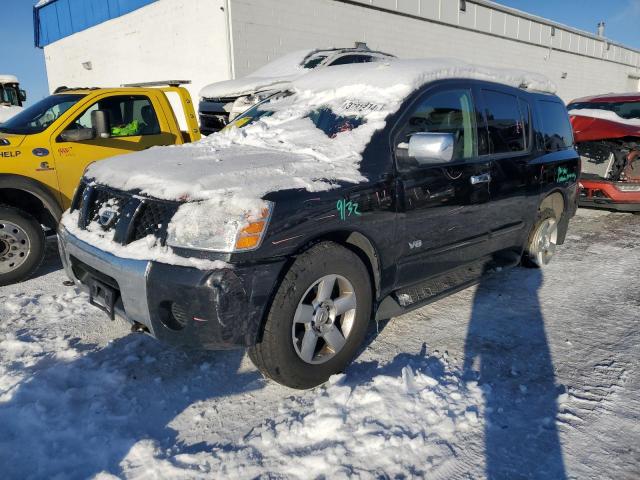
[
  {"xmin": 166, "ymin": 200, "xmax": 273, "ymax": 253},
  {"xmin": 615, "ymin": 183, "xmax": 640, "ymax": 192}
]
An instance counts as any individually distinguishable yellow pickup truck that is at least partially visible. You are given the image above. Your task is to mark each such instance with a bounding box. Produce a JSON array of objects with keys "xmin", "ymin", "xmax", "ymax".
[{"xmin": 0, "ymin": 81, "xmax": 201, "ymax": 285}]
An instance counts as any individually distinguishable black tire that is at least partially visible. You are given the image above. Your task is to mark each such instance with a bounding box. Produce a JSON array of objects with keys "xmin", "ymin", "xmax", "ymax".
[
  {"xmin": 522, "ymin": 208, "xmax": 557, "ymax": 269},
  {"xmin": 0, "ymin": 204, "xmax": 46, "ymax": 286},
  {"xmin": 248, "ymin": 242, "xmax": 372, "ymax": 389}
]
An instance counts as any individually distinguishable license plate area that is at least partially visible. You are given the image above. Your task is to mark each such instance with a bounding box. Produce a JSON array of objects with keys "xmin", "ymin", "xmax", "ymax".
[{"xmin": 89, "ymin": 278, "xmax": 119, "ymax": 320}]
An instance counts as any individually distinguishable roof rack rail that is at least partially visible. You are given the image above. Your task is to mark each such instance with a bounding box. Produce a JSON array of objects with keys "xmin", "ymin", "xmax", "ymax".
[
  {"xmin": 121, "ymin": 80, "xmax": 192, "ymax": 88},
  {"xmin": 54, "ymin": 86, "xmax": 100, "ymax": 93}
]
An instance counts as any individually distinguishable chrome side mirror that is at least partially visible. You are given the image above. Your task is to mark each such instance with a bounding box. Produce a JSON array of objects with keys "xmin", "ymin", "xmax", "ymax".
[{"xmin": 407, "ymin": 132, "xmax": 455, "ymax": 165}]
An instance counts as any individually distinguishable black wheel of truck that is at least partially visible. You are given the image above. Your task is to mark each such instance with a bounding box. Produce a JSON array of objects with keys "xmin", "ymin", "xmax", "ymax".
[
  {"xmin": 522, "ymin": 208, "xmax": 558, "ymax": 269},
  {"xmin": 0, "ymin": 205, "xmax": 45, "ymax": 286},
  {"xmin": 248, "ymin": 241, "xmax": 372, "ymax": 389}
]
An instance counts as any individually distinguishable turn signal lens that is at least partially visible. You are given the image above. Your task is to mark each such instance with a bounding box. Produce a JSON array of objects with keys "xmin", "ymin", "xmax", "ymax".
[{"xmin": 234, "ymin": 206, "xmax": 272, "ymax": 251}]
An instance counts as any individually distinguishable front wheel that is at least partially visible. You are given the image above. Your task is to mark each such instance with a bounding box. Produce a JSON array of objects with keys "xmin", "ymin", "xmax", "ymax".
[
  {"xmin": 248, "ymin": 242, "xmax": 372, "ymax": 389},
  {"xmin": 0, "ymin": 205, "xmax": 45, "ymax": 286},
  {"xmin": 522, "ymin": 208, "xmax": 558, "ymax": 268}
]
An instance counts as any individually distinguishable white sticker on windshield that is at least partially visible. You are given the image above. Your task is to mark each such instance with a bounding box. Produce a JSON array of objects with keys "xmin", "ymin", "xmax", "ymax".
[{"xmin": 340, "ymin": 100, "xmax": 385, "ymax": 113}]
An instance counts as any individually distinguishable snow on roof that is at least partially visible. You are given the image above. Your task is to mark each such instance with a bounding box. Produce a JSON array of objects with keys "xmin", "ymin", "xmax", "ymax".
[
  {"xmin": 569, "ymin": 109, "xmax": 640, "ymax": 126},
  {"xmin": 0, "ymin": 75, "xmax": 19, "ymax": 84},
  {"xmin": 199, "ymin": 50, "xmax": 314, "ymax": 99}
]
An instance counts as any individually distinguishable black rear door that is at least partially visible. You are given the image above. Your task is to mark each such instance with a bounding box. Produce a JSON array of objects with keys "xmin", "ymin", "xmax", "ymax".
[
  {"xmin": 477, "ymin": 87, "xmax": 538, "ymax": 258},
  {"xmin": 393, "ymin": 84, "xmax": 493, "ymax": 289}
]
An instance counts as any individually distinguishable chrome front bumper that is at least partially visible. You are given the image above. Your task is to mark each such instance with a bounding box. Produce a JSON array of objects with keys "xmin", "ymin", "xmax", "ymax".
[{"xmin": 58, "ymin": 227, "xmax": 155, "ymax": 334}]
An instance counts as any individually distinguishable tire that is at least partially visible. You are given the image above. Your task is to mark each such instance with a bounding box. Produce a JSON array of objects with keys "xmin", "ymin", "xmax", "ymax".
[
  {"xmin": 522, "ymin": 208, "xmax": 558, "ymax": 269},
  {"xmin": 248, "ymin": 242, "xmax": 372, "ymax": 389},
  {"xmin": 0, "ymin": 205, "xmax": 46, "ymax": 286}
]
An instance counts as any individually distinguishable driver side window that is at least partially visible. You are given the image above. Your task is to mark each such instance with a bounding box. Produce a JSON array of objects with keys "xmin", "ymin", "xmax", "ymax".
[
  {"xmin": 397, "ymin": 89, "xmax": 478, "ymax": 170},
  {"xmin": 69, "ymin": 95, "xmax": 161, "ymax": 137}
]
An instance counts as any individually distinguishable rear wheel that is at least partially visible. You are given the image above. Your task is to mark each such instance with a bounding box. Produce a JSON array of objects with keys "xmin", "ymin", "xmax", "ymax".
[
  {"xmin": 522, "ymin": 208, "xmax": 558, "ymax": 268},
  {"xmin": 0, "ymin": 205, "xmax": 45, "ymax": 286},
  {"xmin": 248, "ymin": 242, "xmax": 372, "ymax": 389}
]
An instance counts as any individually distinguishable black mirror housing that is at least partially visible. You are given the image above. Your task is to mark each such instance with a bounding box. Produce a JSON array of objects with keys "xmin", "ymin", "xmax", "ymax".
[
  {"xmin": 92, "ymin": 110, "xmax": 111, "ymax": 138},
  {"xmin": 19, "ymin": 90, "xmax": 27, "ymax": 102}
]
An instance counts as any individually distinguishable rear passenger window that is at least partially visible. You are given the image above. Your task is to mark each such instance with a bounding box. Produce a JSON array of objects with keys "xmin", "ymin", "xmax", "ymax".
[
  {"xmin": 482, "ymin": 90, "xmax": 527, "ymax": 154},
  {"xmin": 538, "ymin": 100, "xmax": 574, "ymax": 151}
]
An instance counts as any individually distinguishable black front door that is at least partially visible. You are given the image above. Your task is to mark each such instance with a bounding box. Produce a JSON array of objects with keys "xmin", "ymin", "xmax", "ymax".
[{"xmin": 393, "ymin": 85, "xmax": 493, "ymax": 289}]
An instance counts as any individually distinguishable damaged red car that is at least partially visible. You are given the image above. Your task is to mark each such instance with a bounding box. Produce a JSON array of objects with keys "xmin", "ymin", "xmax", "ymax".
[{"xmin": 568, "ymin": 93, "xmax": 640, "ymax": 213}]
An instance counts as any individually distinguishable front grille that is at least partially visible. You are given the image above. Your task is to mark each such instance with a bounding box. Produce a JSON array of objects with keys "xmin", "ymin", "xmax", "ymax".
[
  {"xmin": 132, "ymin": 201, "xmax": 178, "ymax": 243},
  {"xmin": 76, "ymin": 184, "xmax": 178, "ymax": 246},
  {"xmin": 86, "ymin": 188, "xmax": 129, "ymax": 229},
  {"xmin": 199, "ymin": 111, "xmax": 229, "ymax": 134}
]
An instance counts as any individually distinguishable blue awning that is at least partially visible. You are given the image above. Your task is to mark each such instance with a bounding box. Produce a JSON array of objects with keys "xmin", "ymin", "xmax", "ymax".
[{"xmin": 34, "ymin": 0, "xmax": 158, "ymax": 48}]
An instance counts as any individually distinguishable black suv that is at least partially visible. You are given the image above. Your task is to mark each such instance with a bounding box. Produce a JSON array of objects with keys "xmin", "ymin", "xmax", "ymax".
[{"xmin": 59, "ymin": 60, "xmax": 579, "ymax": 389}]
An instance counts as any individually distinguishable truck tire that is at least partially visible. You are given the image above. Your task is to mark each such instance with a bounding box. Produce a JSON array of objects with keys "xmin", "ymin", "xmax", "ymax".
[
  {"xmin": 248, "ymin": 242, "xmax": 372, "ymax": 389},
  {"xmin": 0, "ymin": 204, "xmax": 45, "ymax": 286},
  {"xmin": 522, "ymin": 208, "xmax": 558, "ymax": 268}
]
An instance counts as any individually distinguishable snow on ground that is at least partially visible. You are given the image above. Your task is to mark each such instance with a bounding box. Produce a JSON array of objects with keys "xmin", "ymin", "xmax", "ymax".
[{"xmin": 1, "ymin": 209, "xmax": 639, "ymax": 479}]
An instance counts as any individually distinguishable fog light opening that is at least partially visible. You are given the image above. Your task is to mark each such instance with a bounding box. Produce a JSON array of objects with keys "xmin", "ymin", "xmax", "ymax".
[{"xmin": 160, "ymin": 301, "xmax": 189, "ymax": 331}]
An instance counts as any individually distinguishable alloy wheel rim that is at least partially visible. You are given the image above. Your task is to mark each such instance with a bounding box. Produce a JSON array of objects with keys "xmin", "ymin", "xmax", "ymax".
[
  {"xmin": 291, "ymin": 274, "xmax": 357, "ymax": 365},
  {"xmin": 0, "ymin": 221, "xmax": 31, "ymax": 274},
  {"xmin": 531, "ymin": 218, "xmax": 558, "ymax": 266}
]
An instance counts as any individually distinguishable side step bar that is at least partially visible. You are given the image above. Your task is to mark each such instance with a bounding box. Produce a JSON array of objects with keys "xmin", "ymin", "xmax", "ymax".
[{"xmin": 375, "ymin": 252, "xmax": 520, "ymax": 321}]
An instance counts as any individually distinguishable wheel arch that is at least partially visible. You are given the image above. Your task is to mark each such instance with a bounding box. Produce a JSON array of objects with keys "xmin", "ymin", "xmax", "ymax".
[
  {"xmin": 0, "ymin": 175, "xmax": 62, "ymax": 229},
  {"xmin": 297, "ymin": 229, "xmax": 382, "ymax": 302},
  {"xmin": 539, "ymin": 190, "xmax": 565, "ymax": 218}
]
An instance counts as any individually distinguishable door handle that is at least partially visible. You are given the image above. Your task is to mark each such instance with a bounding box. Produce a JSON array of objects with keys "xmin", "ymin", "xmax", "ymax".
[{"xmin": 470, "ymin": 173, "xmax": 491, "ymax": 185}]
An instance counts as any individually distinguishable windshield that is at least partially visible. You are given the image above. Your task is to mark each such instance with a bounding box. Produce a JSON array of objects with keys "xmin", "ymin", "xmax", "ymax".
[
  {"xmin": 0, "ymin": 94, "xmax": 85, "ymax": 134},
  {"xmin": 567, "ymin": 101, "xmax": 640, "ymax": 120},
  {"xmin": 229, "ymin": 92, "xmax": 366, "ymax": 138},
  {"xmin": 0, "ymin": 85, "xmax": 20, "ymax": 106}
]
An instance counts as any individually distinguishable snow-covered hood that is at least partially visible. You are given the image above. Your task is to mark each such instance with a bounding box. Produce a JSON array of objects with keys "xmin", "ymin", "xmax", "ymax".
[
  {"xmin": 199, "ymin": 75, "xmax": 296, "ymax": 100},
  {"xmin": 199, "ymin": 49, "xmax": 314, "ymax": 100},
  {"xmin": 86, "ymin": 143, "xmax": 358, "ymax": 202},
  {"xmin": 0, "ymin": 105, "xmax": 22, "ymax": 123}
]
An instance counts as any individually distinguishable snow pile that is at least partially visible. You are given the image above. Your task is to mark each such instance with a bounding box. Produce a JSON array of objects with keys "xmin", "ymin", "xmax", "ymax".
[
  {"xmin": 107, "ymin": 355, "xmax": 485, "ymax": 478},
  {"xmin": 569, "ymin": 108, "xmax": 640, "ymax": 126}
]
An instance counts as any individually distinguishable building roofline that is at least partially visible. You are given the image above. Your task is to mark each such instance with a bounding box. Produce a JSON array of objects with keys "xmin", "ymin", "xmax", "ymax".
[{"xmin": 472, "ymin": 0, "xmax": 640, "ymax": 55}]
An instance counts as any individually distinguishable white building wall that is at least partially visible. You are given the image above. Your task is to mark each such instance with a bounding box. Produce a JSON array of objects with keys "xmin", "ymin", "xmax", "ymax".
[
  {"xmin": 229, "ymin": 0, "xmax": 640, "ymax": 101},
  {"xmin": 42, "ymin": 0, "xmax": 232, "ymax": 104}
]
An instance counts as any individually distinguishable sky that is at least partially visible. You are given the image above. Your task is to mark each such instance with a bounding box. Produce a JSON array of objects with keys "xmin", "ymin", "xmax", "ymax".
[{"xmin": 1, "ymin": 0, "xmax": 639, "ymax": 106}]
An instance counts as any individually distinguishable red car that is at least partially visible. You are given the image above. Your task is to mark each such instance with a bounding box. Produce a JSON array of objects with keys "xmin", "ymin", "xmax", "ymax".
[{"xmin": 567, "ymin": 93, "xmax": 640, "ymax": 213}]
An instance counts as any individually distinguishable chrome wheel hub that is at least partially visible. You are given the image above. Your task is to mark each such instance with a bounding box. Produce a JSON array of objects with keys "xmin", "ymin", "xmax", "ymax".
[
  {"xmin": 292, "ymin": 274, "xmax": 357, "ymax": 365},
  {"xmin": 531, "ymin": 218, "xmax": 558, "ymax": 267},
  {"xmin": 0, "ymin": 221, "xmax": 31, "ymax": 274}
]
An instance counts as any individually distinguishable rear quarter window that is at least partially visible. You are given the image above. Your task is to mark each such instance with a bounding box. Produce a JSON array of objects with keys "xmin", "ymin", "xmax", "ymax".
[{"xmin": 537, "ymin": 100, "xmax": 574, "ymax": 151}]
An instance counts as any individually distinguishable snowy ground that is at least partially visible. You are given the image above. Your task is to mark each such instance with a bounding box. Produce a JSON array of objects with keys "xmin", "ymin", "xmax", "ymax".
[{"xmin": 0, "ymin": 209, "xmax": 638, "ymax": 479}]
